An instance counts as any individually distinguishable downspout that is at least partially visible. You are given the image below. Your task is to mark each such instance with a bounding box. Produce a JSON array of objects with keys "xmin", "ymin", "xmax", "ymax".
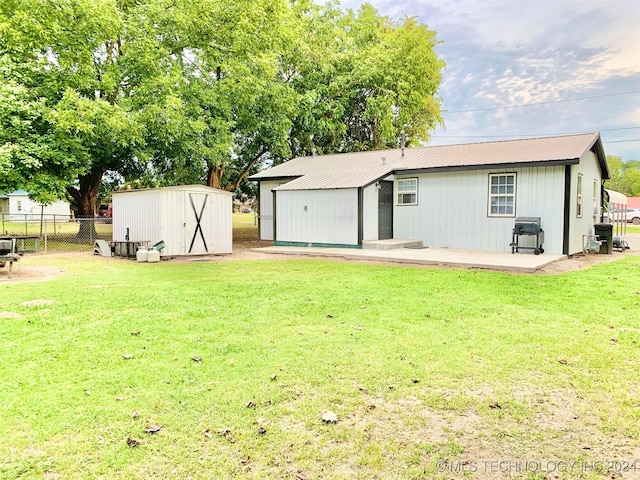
[
  {"xmin": 562, "ymin": 165, "xmax": 571, "ymax": 255},
  {"xmin": 357, "ymin": 187, "xmax": 363, "ymax": 246},
  {"xmin": 272, "ymin": 189, "xmax": 277, "ymax": 243}
]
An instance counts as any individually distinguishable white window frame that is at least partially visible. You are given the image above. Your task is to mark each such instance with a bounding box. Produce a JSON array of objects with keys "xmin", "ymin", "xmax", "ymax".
[
  {"xmin": 17, "ymin": 200, "xmax": 22, "ymax": 212},
  {"xmin": 592, "ymin": 179, "xmax": 598, "ymax": 217},
  {"xmin": 396, "ymin": 177, "xmax": 418, "ymax": 206},
  {"xmin": 577, "ymin": 174, "xmax": 583, "ymax": 218},
  {"xmin": 488, "ymin": 173, "xmax": 516, "ymax": 217}
]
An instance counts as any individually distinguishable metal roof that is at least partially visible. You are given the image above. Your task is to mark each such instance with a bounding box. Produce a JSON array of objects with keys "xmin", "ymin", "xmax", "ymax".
[
  {"xmin": 250, "ymin": 132, "xmax": 609, "ymax": 189},
  {"xmin": 113, "ymin": 184, "xmax": 233, "ymax": 196},
  {"xmin": 274, "ymin": 165, "xmax": 395, "ymax": 191}
]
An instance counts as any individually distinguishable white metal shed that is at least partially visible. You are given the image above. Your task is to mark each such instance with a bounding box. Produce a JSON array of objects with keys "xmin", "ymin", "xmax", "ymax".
[{"xmin": 112, "ymin": 185, "xmax": 232, "ymax": 256}]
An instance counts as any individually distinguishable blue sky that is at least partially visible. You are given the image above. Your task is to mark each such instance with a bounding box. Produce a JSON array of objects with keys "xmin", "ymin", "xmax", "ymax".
[{"xmin": 332, "ymin": 0, "xmax": 640, "ymax": 161}]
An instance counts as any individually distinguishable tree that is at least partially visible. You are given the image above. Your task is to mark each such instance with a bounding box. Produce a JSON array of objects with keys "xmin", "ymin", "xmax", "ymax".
[
  {"xmin": 0, "ymin": 0, "xmax": 144, "ymax": 225},
  {"xmin": 131, "ymin": 0, "xmax": 296, "ymax": 190},
  {"xmin": 284, "ymin": 3, "xmax": 444, "ymax": 158},
  {"xmin": 0, "ymin": 57, "xmax": 86, "ymax": 203},
  {"xmin": 129, "ymin": 1, "xmax": 445, "ymax": 189},
  {"xmin": 1, "ymin": 0, "xmax": 444, "ymax": 200},
  {"xmin": 606, "ymin": 155, "xmax": 640, "ymax": 196}
]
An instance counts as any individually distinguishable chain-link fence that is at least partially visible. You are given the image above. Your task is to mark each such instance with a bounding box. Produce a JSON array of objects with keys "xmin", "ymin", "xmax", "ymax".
[
  {"xmin": 1, "ymin": 214, "xmax": 112, "ymax": 253},
  {"xmin": 2, "ymin": 213, "xmax": 260, "ymax": 253}
]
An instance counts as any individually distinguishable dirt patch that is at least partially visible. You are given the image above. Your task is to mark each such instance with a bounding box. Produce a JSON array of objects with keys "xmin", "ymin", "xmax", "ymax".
[
  {"xmin": 0, "ymin": 264, "xmax": 66, "ymax": 284},
  {"xmin": 0, "ymin": 312, "xmax": 24, "ymax": 319},
  {"xmin": 2, "ymin": 235, "xmax": 638, "ymax": 284},
  {"xmin": 20, "ymin": 299, "xmax": 56, "ymax": 307}
]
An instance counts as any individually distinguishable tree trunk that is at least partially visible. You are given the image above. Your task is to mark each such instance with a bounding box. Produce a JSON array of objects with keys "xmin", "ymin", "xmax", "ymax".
[
  {"xmin": 208, "ymin": 147, "xmax": 268, "ymax": 192},
  {"xmin": 206, "ymin": 163, "xmax": 224, "ymax": 190},
  {"xmin": 67, "ymin": 170, "xmax": 105, "ymax": 241}
]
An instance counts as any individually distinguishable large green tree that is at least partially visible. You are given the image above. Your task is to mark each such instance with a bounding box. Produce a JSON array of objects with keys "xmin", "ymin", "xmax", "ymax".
[
  {"xmin": 1, "ymin": 0, "xmax": 444, "ymax": 200},
  {"xmin": 283, "ymin": 3, "xmax": 444, "ymax": 159},
  {"xmin": 0, "ymin": 0, "xmax": 144, "ymax": 219},
  {"xmin": 130, "ymin": 1, "xmax": 445, "ymax": 188},
  {"xmin": 0, "ymin": 58, "xmax": 86, "ymax": 203}
]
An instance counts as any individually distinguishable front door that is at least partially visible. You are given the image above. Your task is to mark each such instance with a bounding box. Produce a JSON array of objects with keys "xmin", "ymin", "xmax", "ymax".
[{"xmin": 378, "ymin": 181, "xmax": 393, "ymax": 240}]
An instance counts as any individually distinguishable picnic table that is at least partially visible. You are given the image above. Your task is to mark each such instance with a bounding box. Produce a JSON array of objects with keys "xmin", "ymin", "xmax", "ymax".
[
  {"xmin": 7, "ymin": 235, "xmax": 40, "ymax": 253},
  {"xmin": 0, "ymin": 237, "xmax": 21, "ymax": 279}
]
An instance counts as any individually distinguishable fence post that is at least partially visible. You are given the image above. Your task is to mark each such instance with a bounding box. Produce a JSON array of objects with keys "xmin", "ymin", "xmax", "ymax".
[{"xmin": 44, "ymin": 221, "xmax": 48, "ymax": 252}]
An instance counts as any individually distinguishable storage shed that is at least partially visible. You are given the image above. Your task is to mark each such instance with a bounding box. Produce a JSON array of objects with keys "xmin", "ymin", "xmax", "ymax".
[{"xmin": 112, "ymin": 185, "xmax": 232, "ymax": 256}]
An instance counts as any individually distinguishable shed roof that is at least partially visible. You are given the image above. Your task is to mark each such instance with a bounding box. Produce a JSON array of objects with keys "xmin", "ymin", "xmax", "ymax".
[
  {"xmin": 113, "ymin": 184, "xmax": 233, "ymax": 196},
  {"xmin": 250, "ymin": 132, "xmax": 609, "ymax": 190}
]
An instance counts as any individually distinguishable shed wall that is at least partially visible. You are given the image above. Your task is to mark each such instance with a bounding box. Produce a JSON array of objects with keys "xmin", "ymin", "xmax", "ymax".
[
  {"xmin": 393, "ymin": 166, "xmax": 566, "ymax": 254},
  {"xmin": 275, "ymin": 189, "xmax": 359, "ymax": 246},
  {"xmin": 113, "ymin": 190, "xmax": 162, "ymax": 244},
  {"xmin": 567, "ymin": 150, "xmax": 603, "ymax": 255},
  {"xmin": 164, "ymin": 189, "xmax": 232, "ymax": 255},
  {"xmin": 258, "ymin": 179, "xmax": 293, "ymax": 241},
  {"xmin": 362, "ymin": 183, "xmax": 379, "ymax": 241}
]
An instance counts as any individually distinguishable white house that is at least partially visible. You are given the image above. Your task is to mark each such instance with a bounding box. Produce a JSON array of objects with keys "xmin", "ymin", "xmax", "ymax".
[
  {"xmin": 112, "ymin": 185, "xmax": 233, "ymax": 256},
  {"xmin": 249, "ymin": 133, "xmax": 610, "ymax": 256},
  {"xmin": 0, "ymin": 191, "xmax": 71, "ymax": 221}
]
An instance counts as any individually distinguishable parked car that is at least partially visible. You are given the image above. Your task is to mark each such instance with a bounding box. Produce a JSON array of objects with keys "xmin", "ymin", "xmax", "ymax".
[
  {"xmin": 603, "ymin": 208, "xmax": 640, "ymax": 225},
  {"xmin": 97, "ymin": 203, "xmax": 113, "ymax": 223}
]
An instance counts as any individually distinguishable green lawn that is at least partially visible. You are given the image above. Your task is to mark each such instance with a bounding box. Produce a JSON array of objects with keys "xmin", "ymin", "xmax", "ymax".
[{"xmin": 1, "ymin": 254, "xmax": 639, "ymax": 479}]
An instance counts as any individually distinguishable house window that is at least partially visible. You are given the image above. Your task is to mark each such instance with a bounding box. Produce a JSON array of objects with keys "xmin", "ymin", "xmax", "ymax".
[
  {"xmin": 488, "ymin": 173, "xmax": 516, "ymax": 216},
  {"xmin": 397, "ymin": 178, "xmax": 418, "ymax": 205},
  {"xmin": 17, "ymin": 200, "xmax": 22, "ymax": 212},
  {"xmin": 577, "ymin": 174, "xmax": 583, "ymax": 218},
  {"xmin": 593, "ymin": 180, "xmax": 598, "ymax": 217}
]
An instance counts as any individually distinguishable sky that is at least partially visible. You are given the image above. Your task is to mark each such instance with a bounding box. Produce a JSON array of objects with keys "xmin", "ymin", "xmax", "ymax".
[{"xmin": 333, "ymin": 0, "xmax": 640, "ymax": 161}]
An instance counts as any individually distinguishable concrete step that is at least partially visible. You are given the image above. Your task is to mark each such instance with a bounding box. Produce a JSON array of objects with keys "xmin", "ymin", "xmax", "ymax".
[{"xmin": 363, "ymin": 239, "xmax": 424, "ymax": 250}]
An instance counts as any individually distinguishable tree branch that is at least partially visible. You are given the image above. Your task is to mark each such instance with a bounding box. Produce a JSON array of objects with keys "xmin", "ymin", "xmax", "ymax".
[{"xmin": 225, "ymin": 147, "xmax": 267, "ymax": 191}]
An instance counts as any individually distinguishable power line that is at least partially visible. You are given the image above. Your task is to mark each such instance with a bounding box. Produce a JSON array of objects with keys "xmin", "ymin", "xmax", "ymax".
[
  {"xmin": 432, "ymin": 126, "xmax": 640, "ymax": 139},
  {"xmin": 444, "ymin": 90, "xmax": 640, "ymax": 113},
  {"xmin": 604, "ymin": 139, "xmax": 640, "ymax": 144}
]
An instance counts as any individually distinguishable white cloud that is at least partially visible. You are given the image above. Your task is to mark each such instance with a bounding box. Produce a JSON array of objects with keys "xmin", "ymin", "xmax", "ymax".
[{"xmin": 330, "ymin": 0, "xmax": 640, "ymax": 159}]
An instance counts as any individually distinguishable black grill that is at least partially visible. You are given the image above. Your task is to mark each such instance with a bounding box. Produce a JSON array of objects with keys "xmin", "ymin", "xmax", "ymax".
[{"xmin": 510, "ymin": 217, "xmax": 544, "ymax": 255}]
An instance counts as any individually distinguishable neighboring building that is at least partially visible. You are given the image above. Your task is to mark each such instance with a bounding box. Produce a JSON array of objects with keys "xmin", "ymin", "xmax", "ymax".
[
  {"xmin": 0, "ymin": 191, "xmax": 71, "ymax": 221},
  {"xmin": 250, "ymin": 132, "xmax": 609, "ymax": 255},
  {"xmin": 112, "ymin": 185, "xmax": 233, "ymax": 256},
  {"xmin": 627, "ymin": 197, "xmax": 640, "ymax": 209}
]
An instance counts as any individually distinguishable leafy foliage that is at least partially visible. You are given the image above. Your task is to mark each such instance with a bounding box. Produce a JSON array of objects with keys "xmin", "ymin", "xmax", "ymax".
[
  {"xmin": 1, "ymin": 0, "xmax": 444, "ymax": 202},
  {"xmin": 606, "ymin": 155, "xmax": 640, "ymax": 196}
]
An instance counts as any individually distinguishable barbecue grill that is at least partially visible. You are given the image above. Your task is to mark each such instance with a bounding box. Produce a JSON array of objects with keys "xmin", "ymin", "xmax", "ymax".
[{"xmin": 510, "ymin": 217, "xmax": 544, "ymax": 255}]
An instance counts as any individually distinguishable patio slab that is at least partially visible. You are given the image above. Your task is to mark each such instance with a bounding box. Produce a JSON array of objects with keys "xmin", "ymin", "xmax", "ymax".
[{"xmin": 251, "ymin": 245, "xmax": 566, "ymax": 273}]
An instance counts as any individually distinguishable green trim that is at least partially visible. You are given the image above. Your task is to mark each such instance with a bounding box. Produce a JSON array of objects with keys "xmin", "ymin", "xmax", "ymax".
[{"xmin": 274, "ymin": 241, "xmax": 362, "ymax": 249}]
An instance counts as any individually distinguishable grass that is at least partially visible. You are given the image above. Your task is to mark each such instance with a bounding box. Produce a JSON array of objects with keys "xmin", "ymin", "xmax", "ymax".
[{"xmin": 1, "ymin": 253, "xmax": 639, "ymax": 479}]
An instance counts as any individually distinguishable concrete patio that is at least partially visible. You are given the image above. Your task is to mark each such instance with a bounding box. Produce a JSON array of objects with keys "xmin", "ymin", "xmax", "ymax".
[{"xmin": 252, "ymin": 243, "xmax": 567, "ymax": 273}]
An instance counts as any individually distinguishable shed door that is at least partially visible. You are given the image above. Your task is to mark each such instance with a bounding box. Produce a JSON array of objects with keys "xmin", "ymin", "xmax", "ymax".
[
  {"xmin": 185, "ymin": 192, "xmax": 210, "ymax": 254},
  {"xmin": 378, "ymin": 181, "xmax": 393, "ymax": 240}
]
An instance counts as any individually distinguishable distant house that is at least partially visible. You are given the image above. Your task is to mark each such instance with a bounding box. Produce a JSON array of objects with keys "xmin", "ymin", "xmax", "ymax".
[
  {"xmin": 250, "ymin": 133, "xmax": 610, "ymax": 256},
  {"xmin": 627, "ymin": 197, "xmax": 640, "ymax": 209},
  {"xmin": 0, "ymin": 191, "xmax": 71, "ymax": 221}
]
